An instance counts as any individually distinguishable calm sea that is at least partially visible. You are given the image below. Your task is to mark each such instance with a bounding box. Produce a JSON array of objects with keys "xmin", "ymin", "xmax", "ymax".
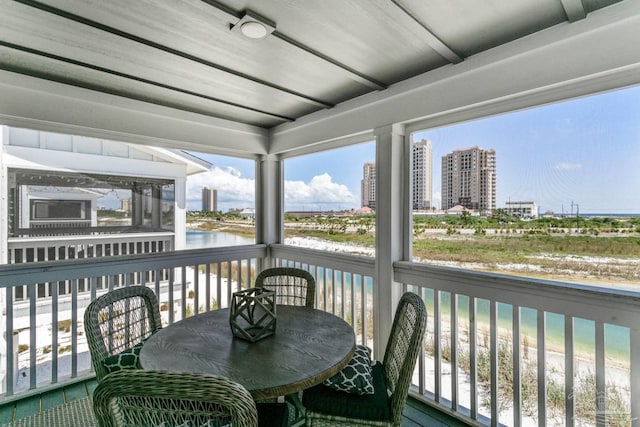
[
  {"xmin": 186, "ymin": 230, "xmax": 254, "ymax": 249},
  {"xmin": 186, "ymin": 230, "xmax": 630, "ymax": 362}
]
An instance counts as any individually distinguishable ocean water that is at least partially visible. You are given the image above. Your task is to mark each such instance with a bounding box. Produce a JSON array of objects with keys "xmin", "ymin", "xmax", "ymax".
[
  {"xmin": 186, "ymin": 230, "xmax": 254, "ymax": 248},
  {"xmin": 187, "ymin": 230, "xmax": 630, "ymax": 362}
]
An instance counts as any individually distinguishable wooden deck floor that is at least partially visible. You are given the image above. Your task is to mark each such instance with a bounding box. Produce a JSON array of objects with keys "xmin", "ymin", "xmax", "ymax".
[{"xmin": 0, "ymin": 378, "xmax": 469, "ymax": 427}]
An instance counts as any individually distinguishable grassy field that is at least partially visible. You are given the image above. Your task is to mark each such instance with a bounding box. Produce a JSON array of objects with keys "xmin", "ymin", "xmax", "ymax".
[{"xmin": 188, "ymin": 213, "xmax": 640, "ymax": 286}]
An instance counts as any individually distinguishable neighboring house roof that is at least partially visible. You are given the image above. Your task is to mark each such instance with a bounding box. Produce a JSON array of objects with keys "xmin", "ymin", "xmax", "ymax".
[
  {"xmin": 132, "ymin": 145, "xmax": 211, "ymax": 175},
  {"xmin": 2, "ymin": 126, "xmax": 211, "ymax": 177}
]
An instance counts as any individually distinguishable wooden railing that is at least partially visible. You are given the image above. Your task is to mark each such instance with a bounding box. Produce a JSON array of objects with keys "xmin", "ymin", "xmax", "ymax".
[
  {"xmin": 0, "ymin": 245, "xmax": 265, "ymax": 398},
  {"xmin": 395, "ymin": 261, "xmax": 640, "ymax": 427},
  {"xmin": 7, "ymin": 233, "xmax": 174, "ymax": 301},
  {"xmin": 1, "ymin": 244, "xmax": 638, "ymax": 427},
  {"xmin": 269, "ymin": 244, "xmax": 376, "ymax": 347}
]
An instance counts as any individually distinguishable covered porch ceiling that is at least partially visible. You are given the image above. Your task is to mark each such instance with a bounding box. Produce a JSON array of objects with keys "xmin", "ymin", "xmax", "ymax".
[{"xmin": 1, "ymin": 0, "xmax": 639, "ymax": 156}]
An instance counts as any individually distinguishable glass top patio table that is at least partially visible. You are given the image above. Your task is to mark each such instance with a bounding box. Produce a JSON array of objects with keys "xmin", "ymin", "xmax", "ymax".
[{"xmin": 140, "ymin": 305, "xmax": 356, "ymax": 401}]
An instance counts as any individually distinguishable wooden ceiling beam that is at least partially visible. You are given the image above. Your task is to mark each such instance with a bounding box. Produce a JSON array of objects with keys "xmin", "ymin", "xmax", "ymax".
[
  {"xmin": 560, "ymin": 0, "xmax": 587, "ymax": 22},
  {"xmin": 0, "ymin": 41, "xmax": 295, "ymax": 124},
  {"xmin": 389, "ymin": 0, "xmax": 463, "ymax": 64}
]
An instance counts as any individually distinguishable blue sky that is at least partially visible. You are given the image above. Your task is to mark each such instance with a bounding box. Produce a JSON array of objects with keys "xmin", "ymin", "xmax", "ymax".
[{"xmin": 187, "ymin": 85, "xmax": 640, "ymax": 214}]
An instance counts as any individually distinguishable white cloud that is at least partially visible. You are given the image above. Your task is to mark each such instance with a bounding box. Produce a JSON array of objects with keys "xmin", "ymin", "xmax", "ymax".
[
  {"xmin": 186, "ymin": 166, "xmax": 254, "ymax": 210},
  {"xmin": 285, "ymin": 173, "xmax": 357, "ymax": 209},
  {"xmin": 554, "ymin": 162, "xmax": 582, "ymax": 171},
  {"xmin": 187, "ymin": 169, "xmax": 357, "ymax": 211}
]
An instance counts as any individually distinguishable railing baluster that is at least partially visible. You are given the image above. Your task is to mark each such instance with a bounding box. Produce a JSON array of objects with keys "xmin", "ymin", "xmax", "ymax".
[
  {"xmin": 565, "ymin": 315, "xmax": 575, "ymax": 427},
  {"xmin": 193, "ymin": 263, "xmax": 199, "ymax": 315},
  {"xmin": 434, "ymin": 290, "xmax": 441, "ymax": 402},
  {"xmin": 5, "ymin": 287, "xmax": 14, "ymax": 396},
  {"xmin": 216, "ymin": 262, "xmax": 222, "ymax": 309},
  {"xmin": 181, "ymin": 266, "xmax": 187, "ymax": 320},
  {"xmin": 631, "ymin": 328, "xmax": 640, "ymax": 427},
  {"xmin": 513, "ymin": 305, "xmax": 521, "ymax": 427},
  {"xmin": 350, "ymin": 273, "xmax": 356, "ymax": 329},
  {"xmin": 469, "ymin": 297, "xmax": 477, "ymax": 420},
  {"xmin": 168, "ymin": 268, "xmax": 175, "ymax": 324},
  {"xmin": 451, "ymin": 292, "xmax": 458, "ymax": 410},
  {"xmin": 51, "ymin": 280, "xmax": 58, "ymax": 384},
  {"xmin": 71, "ymin": 279, "xmax": 78, "ymax": 378},
  {"xmin": 28, "ymin": 284, "xmax": 36, "ymax": 390},
  {"xmin": 339, "ymin": 271, "xmax": 345, "ymax": 319},
  {"xmin": 595, "ymin": 321, "xmax": 606, "ymax": 427},
  {"xmin": 537, "ymin": 310, "xmax": 546, "ymax": 427},
  {"xmin": 205, "ymin": 263, "xmax": 211, "ymax": 312},
  {"xmin": 360, "ymin": 274, "xmax": 367, "ymax": 346},
  {"xmin": 490, "ymin": 300, "xmax": 498, "ymax": 427}
]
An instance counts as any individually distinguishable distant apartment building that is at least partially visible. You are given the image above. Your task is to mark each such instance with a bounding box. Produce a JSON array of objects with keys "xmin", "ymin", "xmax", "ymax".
[
  {"xmin": 202, "ymin": 187, "xmax": 217, "ymax": 212},
  {"xmin": 412, "ymin": 139, "xmax": 433, "ymax": 210},
  {"xmin": 441, "ymin": 146, "xmax": 496, "ymax": 212},
  {"xmin": 505, "ymin": 200, "xmax": 538, "ymax": 218},
  {"xmin": 120, "ymin": 198, "xmax": 131, "ymax": 213},
  {"xmin": 361, "ymin": 162, "xmax": 376, "ymax": 209}
]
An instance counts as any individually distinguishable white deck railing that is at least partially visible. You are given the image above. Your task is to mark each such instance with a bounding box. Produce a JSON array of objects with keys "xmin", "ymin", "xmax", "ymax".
[
  {"xmin": 270, "ymin": 244, "xmax": 375, "ymax": 346},
  {"xmin": 1, "ymin": 244, "xmax": 638, "ymax": 427},
  {"xmin": 0, "ymin": 245, "xmax": 265, "ymax": 398},
  {"xmin": 395, "ymin": 261, "xmax": 640, "ymax": 427},
  {"xmin": 7, "ymin": 233, "xmax": 175, "ymax": 301}
]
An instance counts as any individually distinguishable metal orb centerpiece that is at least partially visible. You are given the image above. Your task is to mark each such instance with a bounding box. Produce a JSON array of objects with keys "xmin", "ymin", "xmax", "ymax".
[{"xmin": 229, "ymin": 288, "xmax": 277, "ymax": 342}]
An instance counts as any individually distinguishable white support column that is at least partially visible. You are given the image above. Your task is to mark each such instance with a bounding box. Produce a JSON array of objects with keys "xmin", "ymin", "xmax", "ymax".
[
  {"xmin": 256, "ymin": 154, "xmax": 283, "ymax": 265},
  {"xmin": 0, "ymin": 126, "xmax": 6, "ymax": 393},
  {"xmin": 373, "ymin": 123, "xmax": 408, "ymax": 357},
  {"xmin": 173, "ymin": 177, "xmax": 186, "ymax": 250}
]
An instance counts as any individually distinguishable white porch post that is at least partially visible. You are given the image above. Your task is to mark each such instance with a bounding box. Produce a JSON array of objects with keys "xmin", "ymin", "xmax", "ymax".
[
  {"xmin": 173, "ymin": 176, "xmax": 186, "ymax": 250},
  {"xmin": 373, "ymin": 124, "xmax": 408, "ymax": 358},
  {"xmin": 0, "ymin": 127, "xmax": 7, "ymax": 393},
  {"xmin": 256, "ymin": 154, "xmax": 283, "ymax": 266}
]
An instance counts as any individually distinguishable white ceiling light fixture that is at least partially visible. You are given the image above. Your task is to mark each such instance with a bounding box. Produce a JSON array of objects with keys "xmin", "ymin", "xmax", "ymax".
[{"xmin": 230, "ymin": 11, "xmax": 276, "ymax": 39}]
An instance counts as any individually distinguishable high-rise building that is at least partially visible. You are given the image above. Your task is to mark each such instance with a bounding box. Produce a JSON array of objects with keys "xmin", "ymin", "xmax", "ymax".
[
  {"xmin": 441, "ymin": 146, "xmax": 496, "ymax": 212},
  {"xmin": 202, "ymin": 187, "xmax": 217, "ymax": 212},
  {"xmin": 412, "ymin": 139, "xmax": 433, "ymax": 210},
  {"xmin": 361, "ymin": 162, "xmax": 376, "ymax": 209}
]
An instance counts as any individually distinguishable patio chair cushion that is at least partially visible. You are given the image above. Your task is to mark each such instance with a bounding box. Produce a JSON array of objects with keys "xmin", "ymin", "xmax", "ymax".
[
  {"xmin": 303, "ymin": 362, "xmax": 391, "ymax": 421},
  {"xmin": 256, "ymin": 402, "xmax": 289, "ymax": 427},
  {"xmin": 101, "ymin": 341, "xmax": 144, "ymax": 374},
  {"xmin": 323, "ymin": 344, "xmax": 374, "ymax": 395}
]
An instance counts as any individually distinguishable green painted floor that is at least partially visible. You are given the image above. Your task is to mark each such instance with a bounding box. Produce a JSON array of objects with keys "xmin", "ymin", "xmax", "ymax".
[
  {"xmin": 0, "ymin": 378, "xmax": 97, "ymax": 425},
  {"xmin": 0, "ymin": 379, "xmax": 468, "ymax": 427}
]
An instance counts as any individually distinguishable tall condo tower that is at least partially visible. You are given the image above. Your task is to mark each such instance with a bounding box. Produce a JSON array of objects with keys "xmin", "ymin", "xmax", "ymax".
[
  {"xmin": 361, "ymin": 162, "xmax": 376, "ymax": 209},
  {"xmin": 202, "ymin": 187, "xmax": 218, "ymax": 212},
  {"xmin": 412, "ymin": 139, "xmax": 433, "ymax": 210},
  {"xmin": 441, "ymin": 146, "xmax": 496, "ymax": 212}
]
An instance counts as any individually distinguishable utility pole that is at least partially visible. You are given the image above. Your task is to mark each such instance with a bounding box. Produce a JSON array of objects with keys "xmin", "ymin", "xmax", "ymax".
[{"xmin": 576, "ymin": 203, "xmax": 580, "ymax": 231}]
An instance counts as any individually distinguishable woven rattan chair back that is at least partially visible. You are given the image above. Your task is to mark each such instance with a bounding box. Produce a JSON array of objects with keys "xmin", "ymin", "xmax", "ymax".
[
  {"xmin": 93, "ymin": 370, "xmax": 259, "ymax": 427},
  {"xmin": 84, "ymin": 286, "xmax": 162, "ymax": 381},
  {"xmin": 255, "ymin": 267, "xmax": 316, "ymax": 308},
  {"xmin": 382, "ymin": 292, "xmax": 427, "ymax": 426},
  {"xmin": 304, "ymin": 291, "xmax": 427, "ymax": 427}
]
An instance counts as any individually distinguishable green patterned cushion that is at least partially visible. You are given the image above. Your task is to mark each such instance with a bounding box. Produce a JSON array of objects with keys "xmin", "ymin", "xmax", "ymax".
[
  {"xmin": 101, "ymin": 342, "xmax": 144, "ymax": 374},
  {"xmin": 323, "ymin": 345, "xmax": 374, "ymax": 395},
  {"xmin": 303, "ymin": 362, "xmax": 391, "ymax": 421}
]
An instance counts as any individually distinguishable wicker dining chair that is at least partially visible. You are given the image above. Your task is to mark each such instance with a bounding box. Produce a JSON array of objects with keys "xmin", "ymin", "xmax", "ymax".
[
  {"xmin": 84, "ymin": 286, "xmax": 163, "ymax": 381},
  {"xmin": 302, "ymin": 292, "xmax": 427, "ymax": 427},
  {"xmin": 255, "ymin": 267, "xmax": 316, "ymax": 308},
  {"xmin": 93, "ymin": 370, "xmax": 288, "ymax": 427}
]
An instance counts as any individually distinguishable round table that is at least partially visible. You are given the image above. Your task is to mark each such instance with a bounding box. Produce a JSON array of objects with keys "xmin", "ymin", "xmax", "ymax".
[{"xmin": 140, "ymin": 305, "xmax": 356, "ymax": 400}]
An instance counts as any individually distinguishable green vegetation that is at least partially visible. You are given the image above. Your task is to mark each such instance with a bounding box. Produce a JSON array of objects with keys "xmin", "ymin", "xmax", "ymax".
[
  {"xmin": 429, "ymin": 337, "xmax": 631, "ymax": 426},
  {"xmin": 187, "ymin": 211, "xmax": 639, "ymax": 284}
]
